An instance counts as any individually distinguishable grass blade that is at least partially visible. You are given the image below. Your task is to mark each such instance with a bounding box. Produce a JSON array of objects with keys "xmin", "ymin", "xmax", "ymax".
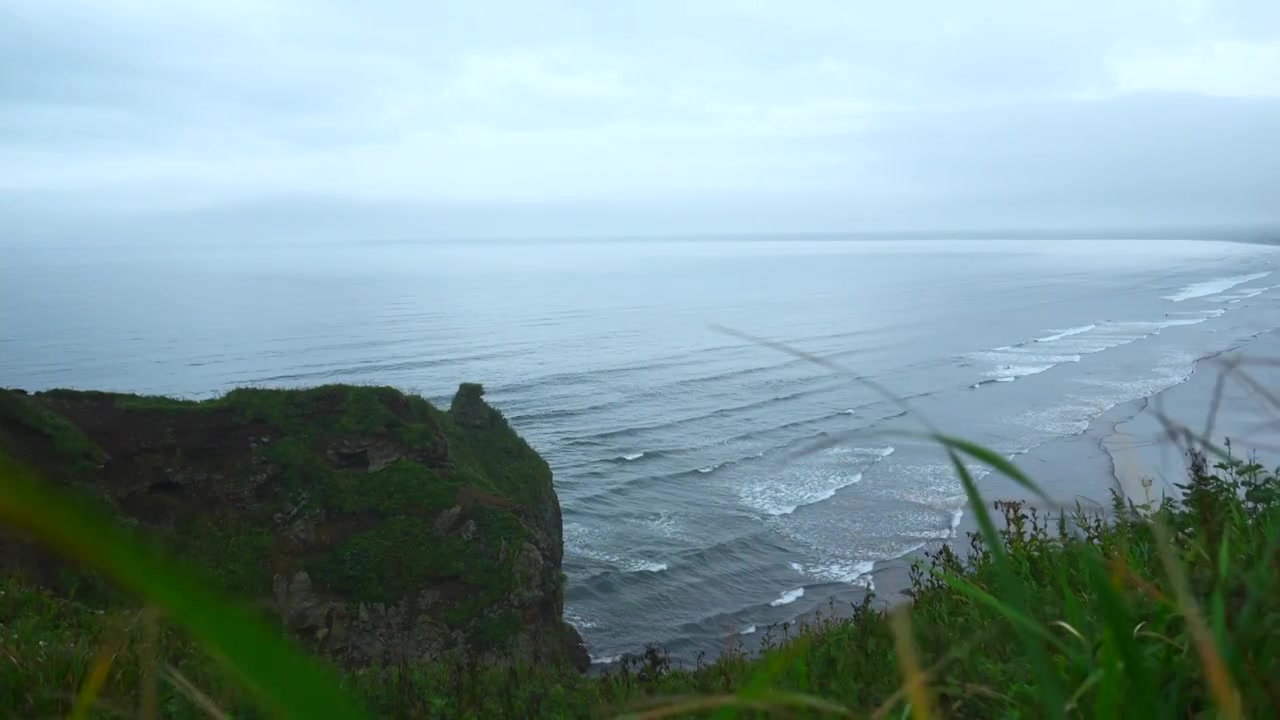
[
  {"xmin": 935, "ymin": 434, "xmax": 1055, "ymax": 507},
  {"xmin": 889, "ymin": 606, "xmax": 933, "ymax": 720},
  {"xmin": 0, "ymin": 456, "xmax": 370, "ymax": 719},
  {"xmin": 164, "ymin": 665, "xmax": 231, "ymax": 720},
  {"xmin": 70, "ymin": 632, "xmax": 123, "ymax": 720},
  {"xmin": 1150, "ymin": 515, "xmax": 1242, "ymax": 719}
]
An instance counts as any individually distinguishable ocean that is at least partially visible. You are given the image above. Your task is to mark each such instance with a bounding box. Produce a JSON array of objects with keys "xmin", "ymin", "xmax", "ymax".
[{"xmin": 3, "ymin": 237, "xmax": 1279, "ymax": 664}]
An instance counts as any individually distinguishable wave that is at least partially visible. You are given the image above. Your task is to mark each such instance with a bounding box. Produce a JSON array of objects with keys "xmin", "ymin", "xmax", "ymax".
[
  {"xmin": 565, "ymin": 608, "xmax": 599, "ymax": 630},
  {"xmin": 1210, "ymin": 287, "xmax": 1267, "ymax": 303},
  {"xmin": 564, "ymin": 523, "xmax": 671, "ymax": 574},
  {"xmin": 992, "ymin": 361, "xmax": 1077, "ymax": 379},
  {"xmin": 561, "ymin": 402, "xmax": 909, "ymax": 486},
  {"xmin": 253, "ymin": 348, "xmax": 517, "ymax": 383},
  {"xmin": 985, "ymin": 310, "xmax": 1228, "ymax": 368},
  {"xmin": 496, "ymin": 343, "xmax": 762, "ymax": 396},
  {"xmin": 737, "ymin": 443, "xmax": 897, "ymax": 516},
  {"xmin": 1163, "ymin": 272, "xmax": 1270, "ymax": 302},
  {"xmin": 590, "ymin": 654, "xmax": 623, "ymax": 665},
  {"xmin": 790, "ymin": 559, "xmax": 875, "ymax": 586},
  {"xmin": 978, "ymin": 354, "xmax": 1081, "ymax": 381},
  {"xmin": 746, "ymin": 471, "xmax": 864, "ymax": 517},
  {"xmin": 769, "ymin": 587, "xmax": 805, "ymax": 607},
  {"xmin": 558, "ymin": 383, "xmax": 846, "ymax": 447},
  {"xmin": 618, "ymin": 452, "xmax": 646, "ymax": 462},
  {"xmin": 738, "ymin": 625, "xmax": 758, "ymax": 635},
  {"xmin": 1034, "ymin": 324, "xmax": 1097, "ymax": 343}
]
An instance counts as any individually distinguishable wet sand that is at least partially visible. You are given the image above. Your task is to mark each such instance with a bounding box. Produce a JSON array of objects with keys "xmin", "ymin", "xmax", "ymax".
[{"xmin": 967, "ymin": 328, "xmax": 1280, "ymax": 515}]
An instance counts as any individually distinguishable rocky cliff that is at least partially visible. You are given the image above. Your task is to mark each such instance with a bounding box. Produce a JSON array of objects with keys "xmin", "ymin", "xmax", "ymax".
[{"xmin": 0, "ymin": 383, "xmax": 588, "ymax": 672}]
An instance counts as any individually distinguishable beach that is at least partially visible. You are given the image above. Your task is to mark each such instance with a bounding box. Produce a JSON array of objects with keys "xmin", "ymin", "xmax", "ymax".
[{"xmin": 998, "ymin": 326, "xmax": 1280, "ymax": 513}]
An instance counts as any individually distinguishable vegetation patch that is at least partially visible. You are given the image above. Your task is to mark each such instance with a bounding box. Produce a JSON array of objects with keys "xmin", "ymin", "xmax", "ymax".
[
  {"xmin": 0, "ymin": 390, "xmax": 106, "ymax": 471},
  {"xmin": 306, "ymin": 516, "xmax": 469, "ymax": 602},
  {"xmin": 319, "ymin": 461, "xmax": 457, "ymax": 516},
  {"xmin": 172, "ymin": 519, "xmax": 275, "ymax": 596}
]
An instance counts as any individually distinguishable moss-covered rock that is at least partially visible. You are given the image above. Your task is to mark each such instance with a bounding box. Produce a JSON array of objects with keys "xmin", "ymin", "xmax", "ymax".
[{"xmin": 0, "ymin": 383, "xmax": 588, "ymax": 672}]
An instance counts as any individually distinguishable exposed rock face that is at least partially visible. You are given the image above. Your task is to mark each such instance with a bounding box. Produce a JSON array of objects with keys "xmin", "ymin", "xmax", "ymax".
[{"xmin": 0, "ymin": 383, "xmax": 589, "ymax": 672}]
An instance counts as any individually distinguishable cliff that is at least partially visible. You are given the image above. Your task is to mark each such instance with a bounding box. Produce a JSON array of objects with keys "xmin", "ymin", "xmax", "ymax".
[{"xmin": 0, "ymin": 383, "xmax": 589, "ymax": 672}]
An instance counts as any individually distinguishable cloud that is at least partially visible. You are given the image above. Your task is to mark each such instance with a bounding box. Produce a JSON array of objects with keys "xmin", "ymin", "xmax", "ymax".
[
  {"xmin": 445, "ymin": 49, "xmax": 632, "ymax": 103},
  {"xmin": 1112, "ymin": 40, "xmax": 1280, "ymax": 96},
  {"xmin": 1, "ymin": 0, "xmax": 1277, "ymax": 238}
]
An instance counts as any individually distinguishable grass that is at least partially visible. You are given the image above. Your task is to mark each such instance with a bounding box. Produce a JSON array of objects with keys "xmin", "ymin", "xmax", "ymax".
[{"xmin": 4, "ymin": 367, "xmax": 1280, "ymax": 716}]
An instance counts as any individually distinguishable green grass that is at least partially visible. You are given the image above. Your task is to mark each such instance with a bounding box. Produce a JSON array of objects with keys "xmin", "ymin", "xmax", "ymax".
[{"xmin": 0, "ymin": 391, "xmax": 107, "ymax": 471}]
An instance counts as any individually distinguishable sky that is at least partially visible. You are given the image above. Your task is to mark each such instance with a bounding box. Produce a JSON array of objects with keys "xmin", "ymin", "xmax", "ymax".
[{"xmin": 2, "ymin": 0, "xmax": 1279, "ymax": 241}]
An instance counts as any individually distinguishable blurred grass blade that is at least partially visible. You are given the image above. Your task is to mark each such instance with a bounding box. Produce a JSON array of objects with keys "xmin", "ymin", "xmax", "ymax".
[
  {"xmin": 1150, "ymin": 515, "xmax": 1242, "ymax": 719},
  {"xmin": 709, "ymin": 324, "xmax": 936, "ymax": 431},
  {"xmin": 889, "ymin": 606, "xmax": 933, "ymax": 720},
  {"xmin": 1085, "ymin": 550, "xmax": 1158, "ymax": 715},
  {"xmin": 140, "ymin": 607, "xmax": 159, "ymax": 720},
  {"xmin": 0, "ymin": 457, "xmax": 370, "ymax": 719},
  {"xmin": 164, "ymin": 665, "xmax": 231, "ymax": 720},
  {"xmin": 935, "ymin": 434, "xmax": 1055, "ymax": 506},
  {"xmin": 618, "ymin": 691, "xmax": 855, "ymax": 719},
  {"xmin": 70, "ymin": 629, "xmax": 125, "ymax": 720}
]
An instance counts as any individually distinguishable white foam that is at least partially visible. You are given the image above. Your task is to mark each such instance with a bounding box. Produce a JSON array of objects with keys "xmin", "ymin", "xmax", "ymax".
[
  {"xmin": 1211, "ymin": 287, "xmax": 1266, "ymax": 303},
  {"xmin": 790, "ymin": 560, "xmax": 876, "ymax": 588},
  {"xmin": 1164, "ymin": 272, "xmax": 1270, "ymax": 302},
  {"xmin": 840, "ymin": 408, "xmax": 856, "ymax": 415},
  {"xmin": 697, "ymin": 465, "xmax": 716, "ymax": 473},
  {"xmin": 736, "ymin": 443, "xmax": 895, "ymax": 515},
  {"xmin": 565, "ymin": 608, "xmax": 599, "ymax": 630},
  {"xmin": 740, "ymin": 471, "xmax": 863, "ymax": 516},
  {"xmin": 590, "ymin": 654, "xmax": 623, "ymax": 665},
  {"xmin": 565, "ymin": 522, "xmax": 670, "ymax": 573},
  {"xmin": 738, "ymin": 625, "xmax": 758, "ymax": 635},
  {"xmin": 1035, "ymin": 324, "xmax": 1097, "ymax": 343},
  {"xmin": 620, "ymin": 452, "xmax": 645, "ymax": 461},
  {"xmin": 986, "ymin": 358, "xmax": 1079, "ymax": 379},
  {"xmin": 826, "ymin": 445, "xmax": 895, "ymax": 458},
  {"xmin": 770, "ymin": 587, "xmax": 805, "ymax": 606},
  {"xmin": 1017, "ymin": 350, "xmax": 1200, "ymax": 447},
  {"xmin": 888, "ymin": 463, "xmax": 982, "ymax": 509},
  {"xmin": 973, "ymin": 348, "xmax": 1082, "ymax": 380}
]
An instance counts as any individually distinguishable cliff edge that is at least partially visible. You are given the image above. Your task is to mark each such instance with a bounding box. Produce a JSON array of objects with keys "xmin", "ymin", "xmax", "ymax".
[{"xmin": 0, "ymin": 382, "xmax": 589, "ymax": 672}]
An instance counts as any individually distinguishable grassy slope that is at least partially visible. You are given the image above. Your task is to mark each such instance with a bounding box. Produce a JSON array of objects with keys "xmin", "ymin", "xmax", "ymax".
[{"xmin": 3, "ymin": 442, "xmax": 1279, "ymax": 718}]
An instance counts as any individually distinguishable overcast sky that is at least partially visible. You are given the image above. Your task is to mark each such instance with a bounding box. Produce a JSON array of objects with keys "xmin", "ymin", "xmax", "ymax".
[{"xmin": 2, "ymin": 1, "xmax": 1279, "ymax": 240}]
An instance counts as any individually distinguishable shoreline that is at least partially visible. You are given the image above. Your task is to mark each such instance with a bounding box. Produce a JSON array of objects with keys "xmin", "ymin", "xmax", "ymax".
[
  {"xmin": 638, "ymin": 323, "xmax": 1280, "ymax": 670},
  {"xmin": 857, "ymin": 327, "xmax": 1280, "ymax": 593}
]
